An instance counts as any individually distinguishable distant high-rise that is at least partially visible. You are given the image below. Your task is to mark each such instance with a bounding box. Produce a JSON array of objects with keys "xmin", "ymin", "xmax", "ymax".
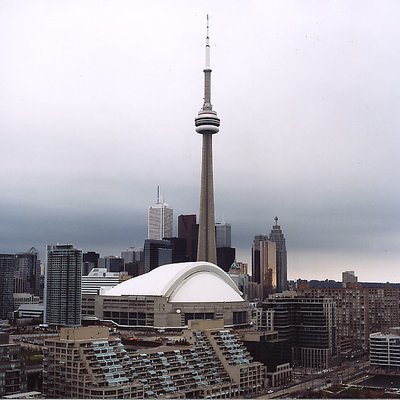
[
  {"xmin": 251, "ymin": 236, "xmax": 277, "ymax": 300},
  {"xmin": 143, "ymin": 238, "xmax": 186, "ymax": 273},
  {"xmin": 342, "ymin": 270, "xmax": 357, "ymax": 287},
  {"xmin": 14, "ymin": 247, "xmax": 41, "ymax": 297},
  {"xmin": 44, "ymin": 244, "xmax": 82, "ymax": 327},
  {"xmin": 148, "ymin": 187, "xmax": 173, "ymax": 240},
  {"xmin": 195, "ymin": 16, "xmax": 220, "ymax": 264},
  {"xmin": 0, "ymin": 254, "xmax": 15, "ymax": 320},
  {"xmin": 178, "ymin": 214, "xmax": 198, "ymax": 261},
  {"xmin": 215, "ymin": 221, "xmax": 231, "ymax": 248},
  {"xmin": 144, "ymin": 239, "xmax": 172, "ymax": 273},
  {"xmin": 269, "ymin": 217, "xmax": 288, "ymax": 293}
]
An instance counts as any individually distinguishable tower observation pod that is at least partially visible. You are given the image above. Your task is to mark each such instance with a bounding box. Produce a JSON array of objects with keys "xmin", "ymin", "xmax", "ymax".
[{"xmin": 195, "ymin": 15, "xmax": 220, "ymax": 264}]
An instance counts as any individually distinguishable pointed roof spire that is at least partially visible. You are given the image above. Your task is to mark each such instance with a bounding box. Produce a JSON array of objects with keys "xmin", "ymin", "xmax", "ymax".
[{"xmin": 274, "ymin": 216, "xmax": 279, "ymax": 226}]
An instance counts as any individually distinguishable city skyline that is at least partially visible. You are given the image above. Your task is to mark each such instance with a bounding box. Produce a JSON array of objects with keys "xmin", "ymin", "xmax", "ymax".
[{"xmin": 1, "ymin": 1, "xmax": 399, "ymax": 282}]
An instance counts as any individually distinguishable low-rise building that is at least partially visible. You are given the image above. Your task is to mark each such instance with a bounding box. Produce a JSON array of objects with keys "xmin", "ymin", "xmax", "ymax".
[{"xmin": 370, "ymin": 327, "xmax": 400, "ymax": 370}]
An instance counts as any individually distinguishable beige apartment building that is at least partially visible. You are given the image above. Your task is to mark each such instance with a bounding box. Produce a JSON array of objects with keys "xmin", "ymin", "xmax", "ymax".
[{"xmin": 297, "ymin": 284, "xmax": 400, "ymax": 351}]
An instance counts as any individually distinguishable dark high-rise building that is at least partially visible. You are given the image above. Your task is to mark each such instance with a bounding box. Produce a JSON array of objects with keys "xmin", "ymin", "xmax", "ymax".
[
  {"xmin": 98, "ymin": 256, "xmax": 125, "ymax": 273},
  {"xmin": 195, "ymin": 17, "xmax": 220, "ymax": 264},
  {"xmin": 144, "ymin": 238, "xmax": 188, "ymax": 273},
  {"xmin": 14, "ymin": 247, "xmax": 41, "ymax": 297},
  {"xmin": 216, "ymin": 247, "xmax": 236, "ymax": 273},
  {"xmin": 269, "ymin": 217, "xmax": 288, "ymax": 293},
  {"xmin": 83, "ymin": 251, "xmax": 99, "ymax": 268},
  {"xmin": 82, "ymin": 252, "xmax": 99, "ymax": 276},
  {"xmin": 144, "ymin": 239, "xmax": 172, "ymax": 273},
  {"xmin": 44, "ymin": 244, "xmax": 82, "ymax": 327},
  {"xmin": 178, "ymin": 214, "xmax": 198, "ymax": 261},
  {"xmin": 0, "ymin": 254, "xmax": 14, "ymax": 320},
  {"xmin": 166, "ymin": 237, "xmax": 188, "ymax": 264}
]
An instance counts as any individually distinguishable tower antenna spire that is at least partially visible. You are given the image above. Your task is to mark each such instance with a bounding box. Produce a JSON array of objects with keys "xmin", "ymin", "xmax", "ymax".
[{"xmin": 205, "ymin": 14, "xmax": 210, "ymax": 69}]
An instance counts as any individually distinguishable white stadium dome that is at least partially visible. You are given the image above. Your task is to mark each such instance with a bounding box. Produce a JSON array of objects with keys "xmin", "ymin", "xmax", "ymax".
[{"xmin": 104, "ymin": 261, "xmax": 244, "ymax": 303}]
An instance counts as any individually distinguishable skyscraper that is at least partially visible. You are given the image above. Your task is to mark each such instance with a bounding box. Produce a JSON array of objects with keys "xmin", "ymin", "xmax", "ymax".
[
  {"xmin": 178, "ymin": 214, "xmax": 198, "ymax": 261},
  {"xmin": 195, "ymin": 16, "xmax": 220, "ymax": 264},
  {"xmin": 14, "ymin": 247, "xmax": 41, "ymax": 297},
  {"xmin": 251, "ymin": 236, "xmax": 277, "ymax": 300},
  {"xmin": 44, "ymin": 244, "xmax": 82, "ymax": 327},
  {"xmin": 215, "ymin": 221, "xmax": 231, "ymax": 248},
  {"xmin": 148, "ymin": 187, "xmax": 173, "ymax": 240},
  {"xmin": 269, "ymin": 217, "xmax": 288, "ymax": 293}
]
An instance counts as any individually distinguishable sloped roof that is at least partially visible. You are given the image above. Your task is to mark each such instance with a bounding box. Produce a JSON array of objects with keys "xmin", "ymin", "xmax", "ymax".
[{"xmin": 103, "ymin": 261, "xmax": 244, "ymax": 303}]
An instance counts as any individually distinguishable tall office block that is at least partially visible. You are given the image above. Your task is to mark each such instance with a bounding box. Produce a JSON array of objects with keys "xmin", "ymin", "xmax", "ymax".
[
  {"xmin": 268, "ymin": 217, "xmax": 288, "ymax": 293},
  {"xmin": 14, "ymin": 247, "xmax": 41, "ymax": 297},
  {"xmin": 251, "ymin": 237, "xmax": 277, "ymax": 299},
  {"xmin": 44, "ymin": 244, "xmax": 82, "ymax": 327},
  {"xmin": 195, "ymin": 17, "xmax": 220, "ymax": 264},
  {"xmin": 148, "ymin": 188, "xmax": 173, "ymax": 240},
  {"xmin": 215, "ymin": 222, "xmax": 231, "ymax": 248},
  {"xmin": 0, "ymin": 254, "xmax": 15, "ymax": 320},
  {"xmin": 144, "ymin": 239, "xmax": 172, "ymax": 273},
  {"xmin": 178, "ymin": 214, "xmax": 198, "ymax": 261},
  {"xmin": 259, "ymin": 240, "xmax": 277, "ymax": 298}
]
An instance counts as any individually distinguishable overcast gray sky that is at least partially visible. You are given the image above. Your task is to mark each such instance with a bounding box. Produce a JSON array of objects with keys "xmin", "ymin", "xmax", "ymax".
[{"xmin": 1, "ymin": 0, "xmax": 399, "ymax": 282}]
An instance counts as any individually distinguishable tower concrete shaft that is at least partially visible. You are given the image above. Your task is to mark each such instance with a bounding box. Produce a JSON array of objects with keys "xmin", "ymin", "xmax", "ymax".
[{"xmin": 195, "ymin": 16, "xmax": 220, "ymax": 264}]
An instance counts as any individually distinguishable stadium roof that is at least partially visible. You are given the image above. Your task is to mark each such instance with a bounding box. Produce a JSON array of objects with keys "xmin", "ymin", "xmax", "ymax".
[{"xmin": 103, "ymin": 262, "xmax": 244, "ymax": 303}]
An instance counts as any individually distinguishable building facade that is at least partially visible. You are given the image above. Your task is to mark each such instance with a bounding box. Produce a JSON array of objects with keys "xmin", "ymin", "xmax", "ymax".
[
  {"xmin": 216, "ymin": 222, "xmax": 231, "ymax": 248},
  {"xmin": 261, "ymin": 292, "xmax": 337, "ymax": 368},
  {"xmin": 44, "ymin": 244, "xmax": 82, "ymax": 327},
  {"xmin": 0, "ymin": 254, "xmax": 15, "ymax": 320},
  {"xmin": 0, "ymin": 333, "xmax": 27, "ymax": 397},
  {"xmin": 297, "ymin": 284, "xmax": 400, "ymax": 351},
  {"xmin": 43, "ymin": 322, "xmax": 265, "ymax": 399},
  {"xmin": 370, "ymin": 327, "xmax": 400, "ymax": 370},
  {"xmin": 42, "ymin": 326, "xmax": 143, "ymax": 398}
]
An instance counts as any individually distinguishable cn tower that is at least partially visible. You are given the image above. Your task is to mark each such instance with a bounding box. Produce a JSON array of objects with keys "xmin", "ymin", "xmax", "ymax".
[{"xmin": 195, "ymin": 16, "xmax": 220, "ymax": 264}]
